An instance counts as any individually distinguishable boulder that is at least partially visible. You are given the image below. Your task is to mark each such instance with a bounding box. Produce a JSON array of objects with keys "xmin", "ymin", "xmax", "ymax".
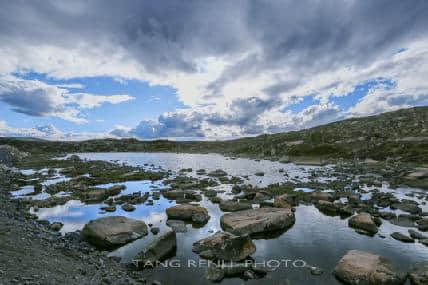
[
  {"xmin": 166, "ymin": 204, "xmax": 210, "ymax": 224},
  {"xmin": 311, "ymin": 191, "xmax": 333, "ymax": 201},
  {"xmin": 192, "ymin": 231, "xmax": 256, "ymax": 261},
  {"xmin": 348, "ymin": 213, "xmax": 378, "ymax": 235},
  {"xmin": 334, "ymin": 250, "xmax": 406, "ymax": 285},
  {"xmin": 273, "ymin": 193, "xmax": 298, "ymax": 207},
  {"xmin": 220, "ymin": 207, "xmax": 295, "ymax": 236},
  {"xmin": 391, "ymin": 232, "xmax": 414, "ymax": 243},
  {"xmin": 408, "ymin": 229, "xmax": 427, "ymax": 240},
  {"xmin": 50, "ymin": 222, "xmax": 63, "ymax": 232},
  {"xmin": 409, "ymin": 262, "xmax": 428, "ymax": 285},
  {"xmin": 166, "ymin": 220, "xmax": 187, "ymax": 233},
  {"xmin": 316, "ymin": 200, "xmax": 338, "ymax": 215},
  {"xmin": 137, "ymin": 231, "xmax": 177, "ymax": 267},
  {"xmin": 219, "ymin": 200, "xmax": 252, "ymax": 212},
  {"xmin": 81, "ymin": 216, "xmax": 148, "ymax": 248}
]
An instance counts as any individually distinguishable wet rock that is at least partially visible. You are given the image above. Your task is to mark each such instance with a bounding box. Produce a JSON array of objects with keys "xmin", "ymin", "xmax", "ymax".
[
  {"xmin": 166, "ymin": 204, "xmax": 210, "ymax": 224},
  {"xmin": 348, "ymin": 213, "xmax": 378, "ymax": 235},
  {"xmin": 137, "ymin": 231, "xmax": 176, "ymax": 267},
  {"xmin": 409, "ymin": 262, "xmax": 428, "ymax": 285},
  {"xmin": 50, "ymin": 222, "xmax": 63, "ymax": 232},
  {"xmin": 166, "ymin": 220, "xmax": 187, "ymax": 233},
  {"xmin": 408, "ymin": 229, "xmax": 427, "ymax": 240},
  {"xmin": 391, "ymin": 232, "xmax": 414, "ymax": 243},
  {"xmin": 420, "ymin": 239, "xmax": 428, "ymax": 246},
  {"xmin": 255, "ymin": 172, "xmax": 264, "ymax": 176},
  {"xmin": 81, "ymin": 216, "xmax": 148, "ymax": 248},
  {"xmin": 339, "ymin": 205, "xmax": 354, "ymax": 217},
  {"xmin": 192, "ymin": 231, "xmax": 256, "ymax": 261},
  {"xmin": 219, "ymin": 200, "xmax": 252, "ymax": 212},
  {"xmin": 334, "ymin": 250, "xmax": 406, "ymax": 285},
  {"xmin": 220, "ymin": 207, "xmax": 295, "ymax": 236},
  {"xmin": 390, "ymin": 214, "xmax": 416, "ymax": 227},
  {"xmin": 121, "ymin": 203, "xmax": 136, "ymax": 212}
]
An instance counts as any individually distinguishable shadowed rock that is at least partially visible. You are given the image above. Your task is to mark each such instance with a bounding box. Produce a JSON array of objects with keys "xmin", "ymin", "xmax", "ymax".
[
  {"xmin": 137, "ymin": 231, "xmax": 177, "ymax": 267},
  {"xmin": 192, "ymin": 231, "xmax": 256, "ymax": 261}
]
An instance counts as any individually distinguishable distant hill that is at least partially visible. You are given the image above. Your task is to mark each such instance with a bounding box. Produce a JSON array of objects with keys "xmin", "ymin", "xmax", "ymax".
[{"xmin": 1, "ymin": 106, "xmax": 427, "ymax": 163}]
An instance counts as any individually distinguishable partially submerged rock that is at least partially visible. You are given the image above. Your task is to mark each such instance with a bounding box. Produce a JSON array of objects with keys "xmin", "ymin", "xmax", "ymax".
[
  {"xmin": 81, "ymin": 216, "xmax": 148, "ymax": 248},
  {"xmin": 137, "ymin": 231, "xmax": 177, "ymax": 267},
  {"xmin": 192, "ymin": 231, "xmax": 256, "ymax": 261},
  {"xmin": 166, "ymin": 219, "xmax": 187, "ymax": 232},
  {"xmin": 334, "ymin": 250, "xmax": 406, "ymax": 285},
  {"xmin": 219, "ymin": 200, "xmax": 252, "ymax": 212},
  {"xmin": 166, "ymin": 204, "xmax": 210, "ymax": 224},
  {"xmin": 348, "ymin": 213, "xmax": 378, "ymax": 235},
  {"xmin": 220, "ymin": 207, "xmax": 295, "ymax": 236},
  {"xmin": 391, "ymin": 232, "xmax": 414, "ymax": 243}
]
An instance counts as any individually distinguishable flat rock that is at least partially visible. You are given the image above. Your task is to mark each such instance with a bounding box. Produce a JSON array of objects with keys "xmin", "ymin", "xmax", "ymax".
[
  {"xmin": 219, "ymin": 200, "xmax": 252, "ymax": 212},
  {"xmin": 334, "ymin": 250, "xmax": 406, "ymax": 285},
  {"xmin": 192, "ymin": 231, "xmax": 256, "ymax": 261},
  {"xmin": 137, "ymin": 231, "xmax": 177, "ymax": 267},
  {"xmin": 220, "ymin": 207, "xmax": 295, "ymax": 236},
  {"xmin": 348, "ymin": 213, "xmax": 378, "ymax": 235},
  {"xmin": 166, "ymin": 204, "xmax": 210, "ymax": 224},
  {"xmin": 81, "ymin": 216, "xmax": 148, "ymax": 248}
]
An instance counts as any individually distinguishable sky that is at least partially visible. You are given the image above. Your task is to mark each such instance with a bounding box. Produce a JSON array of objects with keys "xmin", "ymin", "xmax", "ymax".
[{"xmin": 0, "ymin": 0, "xmax": 428, "ymax": 140}]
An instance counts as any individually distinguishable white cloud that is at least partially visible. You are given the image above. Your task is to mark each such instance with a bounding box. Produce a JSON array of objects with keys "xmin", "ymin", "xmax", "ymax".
[{"xmin": 0, "ymin": 75, "xmax": 134, "ymax": 123}]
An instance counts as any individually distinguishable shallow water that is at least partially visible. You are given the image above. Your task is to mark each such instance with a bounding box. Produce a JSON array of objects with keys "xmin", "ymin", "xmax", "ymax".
[{"xmin": 25, "ymin": 152, "xmax": 428, "ymax": 284}]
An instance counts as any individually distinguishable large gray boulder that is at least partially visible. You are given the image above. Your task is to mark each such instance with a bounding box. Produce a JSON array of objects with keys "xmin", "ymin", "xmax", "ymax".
[
  {"xmin": 334, "ymin": 250, "xmax": 406, "ymax": 285},
  {"xmin": 348, "ymin": 213, "xmax": 378, "ymax": 235},
  {"xmin": 166, "ymin": 204, "xmax": 210, "ymax": 224},
  {"xmin": 219, "ymin": 200, "xmax": 252, "ymax": 212},
  {"xmin": 192, "ymin": 231, "xmax": 256, "ymax": 261},
  {"xmin": 81, "ymin": 216, "xmax": 148, "ymax": 248},
  {"xmin": 137, "ymin": 231, "xmax": 177, "ymax": 267},
  {"xmin": 220, "ymin": 207, "xmax": 295, "ymax": 236}
]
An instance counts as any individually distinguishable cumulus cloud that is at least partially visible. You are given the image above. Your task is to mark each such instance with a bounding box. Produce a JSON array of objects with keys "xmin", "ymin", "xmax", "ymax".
[
  {"xmin": 0, "ymin": 75, "xmax": 134, "ymax": 123},
  {"xmin": 0, "ymin": 121, "xmax": 115, "ymax": 141},
  {"xmin": 1, "ymin": 1, "xmax": 428, "ymax": 138}
]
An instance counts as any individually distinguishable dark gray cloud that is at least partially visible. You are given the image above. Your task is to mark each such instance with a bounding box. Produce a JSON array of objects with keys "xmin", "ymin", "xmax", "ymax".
[
  {"xmin": 2, "ymin": 0, "xmax": 428, "ymax": 138},
  {"xmin": 2, "ymin": 0, "xmax": 427, "ymax": 77}
]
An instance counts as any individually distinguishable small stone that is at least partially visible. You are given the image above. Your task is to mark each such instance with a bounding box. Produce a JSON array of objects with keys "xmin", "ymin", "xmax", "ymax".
[{"xmin": 150, "ymin": 227, "xmax": 160, "ymax": 235}]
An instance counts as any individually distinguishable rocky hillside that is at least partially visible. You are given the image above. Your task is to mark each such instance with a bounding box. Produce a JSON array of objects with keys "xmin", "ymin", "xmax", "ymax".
[{"xmin": 0, "ymin": 106, "xmax": 427, "ymax": 163}]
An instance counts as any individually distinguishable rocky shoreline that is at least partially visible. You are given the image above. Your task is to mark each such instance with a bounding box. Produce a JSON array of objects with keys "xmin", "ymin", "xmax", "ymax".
[
  {"xmin": 0, "ymin": 166, "xmax": 157, "ymax": 285},
  {"xmin": 1, "ymin": 146, "xmax": 428, "ymax": 284}
]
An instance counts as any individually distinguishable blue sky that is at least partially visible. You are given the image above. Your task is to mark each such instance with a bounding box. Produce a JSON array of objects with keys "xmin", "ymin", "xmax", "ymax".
[{"xmin": 0, "ymin": 1, "xmax": 428, "ymax": 140}]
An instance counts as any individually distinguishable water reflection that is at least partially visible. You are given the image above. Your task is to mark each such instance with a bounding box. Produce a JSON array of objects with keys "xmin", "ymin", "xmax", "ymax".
[{"xmin": 24, "ymin": 152, "xmax": 428, "ymax": 284}]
